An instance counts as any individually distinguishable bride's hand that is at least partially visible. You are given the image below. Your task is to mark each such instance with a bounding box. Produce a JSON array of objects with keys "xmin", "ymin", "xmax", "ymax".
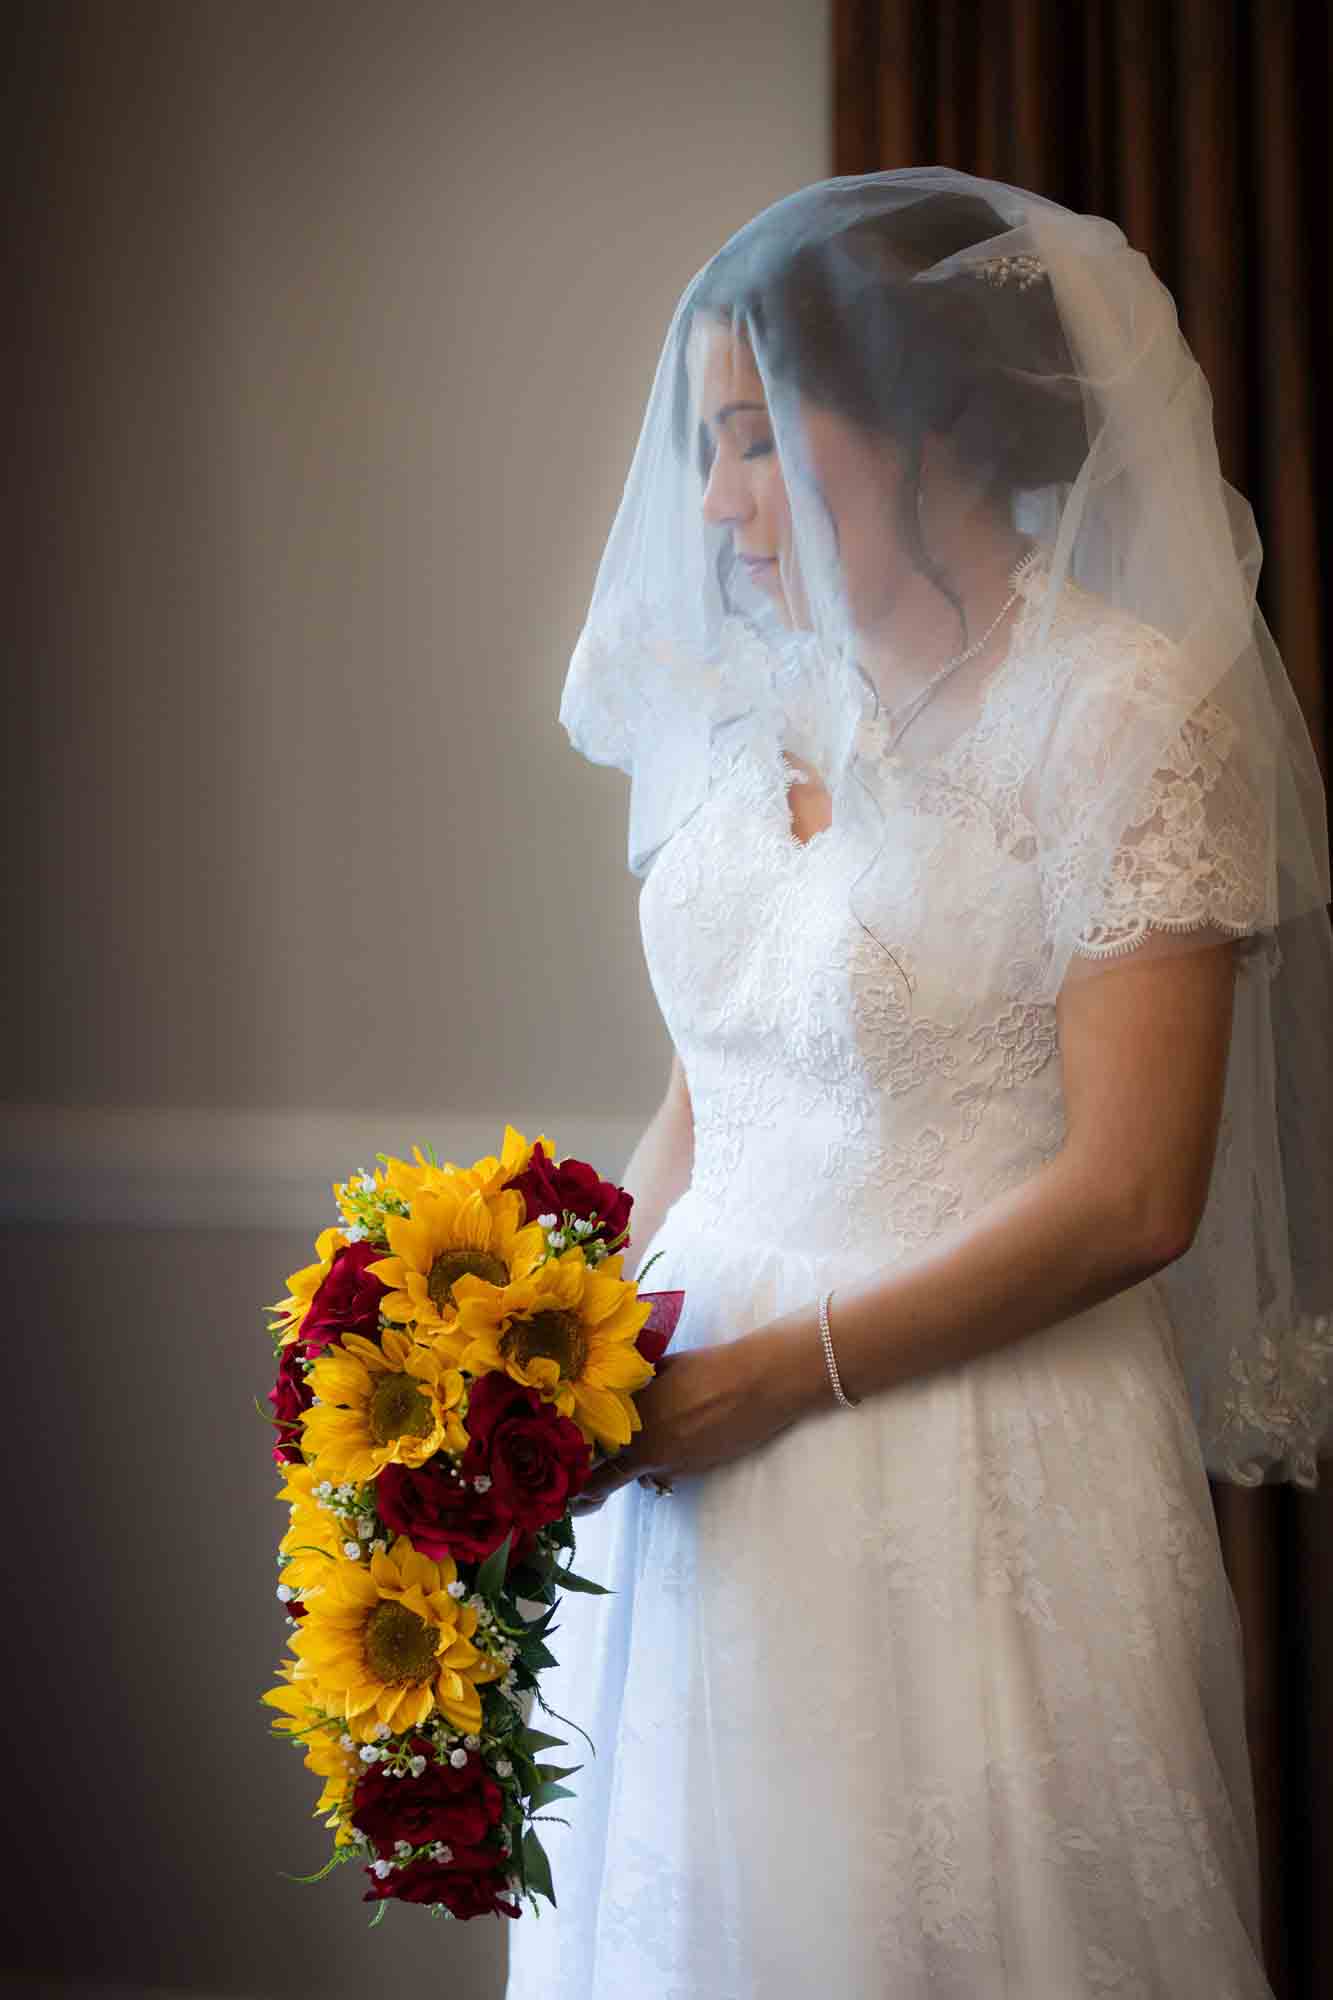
[{"xmin": 568, "ymin": 1337, "xmax": 795, "ymax": 1516}]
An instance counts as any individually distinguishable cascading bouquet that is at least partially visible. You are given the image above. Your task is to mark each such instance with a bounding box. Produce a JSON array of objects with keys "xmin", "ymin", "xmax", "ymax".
[{"xmin": 260, "ymin": 1125, "xmax": 681, "ymax": 1924}]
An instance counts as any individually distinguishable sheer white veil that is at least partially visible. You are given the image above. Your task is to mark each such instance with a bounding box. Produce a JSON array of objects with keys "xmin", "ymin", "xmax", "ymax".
[{"xmin": 561, "ymin": 167, "xmax": 1333, "ymax": 1488}]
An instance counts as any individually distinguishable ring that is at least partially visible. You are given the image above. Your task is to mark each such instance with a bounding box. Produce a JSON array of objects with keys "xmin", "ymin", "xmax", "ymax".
[{"xmin": 640, "ymin": 1473, "xmax": 675, "ymax": 1497}]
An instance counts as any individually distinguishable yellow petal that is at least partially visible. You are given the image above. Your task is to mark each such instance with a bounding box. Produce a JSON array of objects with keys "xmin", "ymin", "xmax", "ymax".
[
  {"xmin": 383, "ymin": 1212, "xmax": 437, "ymax": 1273},
  {"xmin": 572, "ymin": 1380, "xmax": 635, "ymax": 1448},
  {"xmin": 587, "ymin": 1343, "xmax": 656, "ymax": 1392},
  {"xmin": 498, "ymin": 1125, "xmax": 534, "ymax": 1176},
  {"xmin": 262, "ymin": 1684, "xmax": 309, "ymax": 1720},
  {"xmin": 517, "ymin": 1355, "xmax": 562, "ymax": 1396},
  {"xmin": 307, "ymin": 1352, "xmax": 373, "ymax": 1401}
]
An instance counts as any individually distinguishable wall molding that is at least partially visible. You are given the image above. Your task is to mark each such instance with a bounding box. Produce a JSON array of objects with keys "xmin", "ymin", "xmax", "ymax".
[{"xmin": 0, "ymin": 1105, "xmax": 648, "ymax": 1229}]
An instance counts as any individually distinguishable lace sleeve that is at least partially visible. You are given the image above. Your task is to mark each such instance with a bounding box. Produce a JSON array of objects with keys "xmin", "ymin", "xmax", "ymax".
[{"xmin": 1031, "ymin": 620, "xmax": 1275, "ymax": 972}]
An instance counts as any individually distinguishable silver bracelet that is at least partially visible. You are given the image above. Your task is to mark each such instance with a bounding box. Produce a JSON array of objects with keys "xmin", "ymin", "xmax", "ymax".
[{"xmin": 818, "ymin": 1289, "xmax": 861, "ymax": 1410}]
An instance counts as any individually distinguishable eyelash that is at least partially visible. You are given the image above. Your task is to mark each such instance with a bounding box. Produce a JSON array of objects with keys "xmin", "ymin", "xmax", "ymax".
[{"xmin": 698, "ymin": 427, "xmax": 775, "ymax": 477}]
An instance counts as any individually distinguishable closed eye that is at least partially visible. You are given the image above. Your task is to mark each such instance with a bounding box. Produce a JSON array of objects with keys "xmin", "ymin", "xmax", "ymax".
[{"xmin": 698, "ymin": 423, "xmax": 773, "ymax": 478}]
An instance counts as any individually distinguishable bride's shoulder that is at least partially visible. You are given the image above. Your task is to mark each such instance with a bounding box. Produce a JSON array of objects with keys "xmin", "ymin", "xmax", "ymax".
[{"xmin": 1010, "ymin": 561, "xmax": 1183, "ymax": 727}]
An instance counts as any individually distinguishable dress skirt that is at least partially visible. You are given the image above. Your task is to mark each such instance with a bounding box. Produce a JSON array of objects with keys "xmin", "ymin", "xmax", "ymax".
[{"xmin": 503, "ymin": 1185, "xmax": 1274, "ymax": 2000}]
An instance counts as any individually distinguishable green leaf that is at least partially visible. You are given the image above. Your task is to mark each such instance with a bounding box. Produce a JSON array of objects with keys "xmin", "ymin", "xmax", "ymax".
[
  {"xmin": 527, "ymin": 1780, "xmax": 577, "ymax": 1811},
  {"xmin": 534, "ymin": 1761, "xmax": 582, "ymax": 1785},
  {"xmin": 520, "ymin": 1638, "xmax": 558, "ymax": 1671},
  {"xmin": 555, "ymin": 1566, "xmax": 612, "ymax": 1595},
  {"xmin": 522, "ymin": 1828, "xmax": 557, "ymax": 1908},
  {"xmin": 634, "ymin": 1248, "xmax": 665, "ymax": 1282},
  {"xmin": 519, "ymin": 1728, "xmax": 569, "ymax": 1756},
  {"xmin": 509, "ymin": 1554, "xmax": 554, "ymax": 1597},
  {"xmin": 508, "ymin": 1748, "xmax": 541, "ymax": 1794},
  {"xmin": 473, "ymin": 1530, "xmax": 514, "ymax": 1603},
  {"xmin": 533, "ymin": 1695, "xmax": 597, "ymax": 1758},
  {"xmin": 367, "ymin": 1899, "xmax": 389, "ymax": 1928}
]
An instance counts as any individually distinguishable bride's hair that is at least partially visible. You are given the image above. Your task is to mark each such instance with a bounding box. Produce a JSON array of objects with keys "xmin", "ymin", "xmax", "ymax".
[{"xmin": 673, "ymin": 188, "xmax": 1087, "ymax": 627}]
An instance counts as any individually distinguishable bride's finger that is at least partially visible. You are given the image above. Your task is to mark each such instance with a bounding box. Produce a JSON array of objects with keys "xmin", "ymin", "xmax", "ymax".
[{"xmin": 572, "ymin": 1462, "xmax": 635, "ymax": 1513}]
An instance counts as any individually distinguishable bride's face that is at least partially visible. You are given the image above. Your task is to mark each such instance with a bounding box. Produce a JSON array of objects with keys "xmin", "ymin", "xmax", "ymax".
[
  {"xmin": 690, "ymin": 321, "xmax": 800, "ymax": 623},
  {"xmin": 689, "ymin": 319, "xmax": 920, "ymax": 636}
]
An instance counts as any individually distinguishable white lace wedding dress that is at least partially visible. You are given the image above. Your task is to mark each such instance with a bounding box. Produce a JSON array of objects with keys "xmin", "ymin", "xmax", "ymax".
[{"xmin": 505, "ymin": 566, "xmax": 1275, "ymax": 1999}]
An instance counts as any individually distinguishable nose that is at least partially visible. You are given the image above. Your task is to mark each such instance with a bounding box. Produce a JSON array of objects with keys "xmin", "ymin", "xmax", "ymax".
[{"xmin": 700, "ymin": 451, "xmax": 754, "ymax": 528}]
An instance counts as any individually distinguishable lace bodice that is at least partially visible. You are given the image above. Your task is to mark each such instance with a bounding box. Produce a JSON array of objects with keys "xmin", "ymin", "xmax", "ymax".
[
  {"xmin": 642, "ymin": 739, "xmax": 1059, "ymax": 1260},
  {"xmin": 640, "ymin": 569, "xmax": 1267, "ymax": 1268}
]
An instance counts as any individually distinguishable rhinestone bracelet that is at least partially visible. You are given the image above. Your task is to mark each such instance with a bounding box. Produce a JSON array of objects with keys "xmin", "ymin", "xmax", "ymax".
[{"xmin": 818, "ymin": 1289, "xmax": 861, "ymax": 1410}]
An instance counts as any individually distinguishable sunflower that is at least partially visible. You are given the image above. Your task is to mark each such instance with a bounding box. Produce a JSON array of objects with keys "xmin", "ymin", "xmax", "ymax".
[
  {"xmin": 368, "ymin": 1180, "xmax": 546, "ymax": 1350},
  {"xmin": 301, "ymin": 1328, "xmax": 467, "ymax": 1484},
  {"xmin": 276, "ymin": 1462, "xmax": 344, "ymax": 1597},
  {"xmin": 262, "ymin": 1671, "xmax": 362, "ymax": 1839},
  {"xmin": 288, "ymin": 1535, "xmax": 503, "ymax": 1738},
  {"xmin": 381, "ymin": 1126, "xmax": 558, "ymax": 1206},
  {"xmin": 452, "ymin": 1247, "xmax": 655, "ymax": 1452},
  {"xmin": 456, "ymin": 1124, "xmax": 557, "ymax": 1199},
  {"xmin": 269, "ymin": 1226, "xmax": 348, "ymax": 1345}
]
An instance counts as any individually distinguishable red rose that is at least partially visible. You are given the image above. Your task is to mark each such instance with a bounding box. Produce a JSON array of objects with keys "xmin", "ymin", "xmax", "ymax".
[
  {"xmin": 299, "ymin": 1241, "xmax": 388, "ymax": 1356},
  {"xmin": 505, "ymin": 1143, "xmax": 633, "ymax": 1243},
  {"xmin": 362, "ymin": 1849, "xmax": 520, "ymax": 1919},
  {"xmin": 267, "ymin": 1242, "xmax": 388, "ymax": 1465},
  {"xmin": 268, "ymin": 1343, "xmax": 312, "ymax": 1465},
  {"xmin": 464, "ymin": 1372, "xmax": 593, "ymax": 1534},
  {"xmin": 352, "ymin": 1744, "xmax": 504, "ymax": 1855},
  {"xmin": 375, "ymin": 1456, "xmax": 525, "ymax": 1566}
]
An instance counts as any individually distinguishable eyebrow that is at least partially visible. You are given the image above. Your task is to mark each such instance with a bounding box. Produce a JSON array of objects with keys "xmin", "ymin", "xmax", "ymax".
[{"xmin": 709, "ymin": 399, "xmax": 769, "ymax": 429}]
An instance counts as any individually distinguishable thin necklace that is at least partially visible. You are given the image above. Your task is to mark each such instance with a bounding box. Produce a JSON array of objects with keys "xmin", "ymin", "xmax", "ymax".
[{"xmin": 877, "ymin": 545, "xmax": 1043, "ymax": 755}]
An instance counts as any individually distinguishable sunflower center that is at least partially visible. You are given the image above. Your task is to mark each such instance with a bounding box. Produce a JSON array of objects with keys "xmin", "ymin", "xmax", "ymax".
[
  {"xmin": 500, "ymin": 1307, "xmax": 588, "ymax": 1381},
  {"xmin": 427, "ymin": 1248, "xmax": 509, "ymax": 1314},
  {"xmin": 367, "ymin": 1371, "xmax": 435, "ymax": 1446},
  {"xmin": 363, "ymin": 1600, "xmax": 440, "ymax": 1686}
]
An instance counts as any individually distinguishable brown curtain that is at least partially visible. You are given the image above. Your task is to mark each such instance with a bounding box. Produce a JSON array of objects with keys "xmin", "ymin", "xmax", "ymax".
[{"xmin": 833, "ymin": 4, "xmax": 1332, "ymax": 1993}]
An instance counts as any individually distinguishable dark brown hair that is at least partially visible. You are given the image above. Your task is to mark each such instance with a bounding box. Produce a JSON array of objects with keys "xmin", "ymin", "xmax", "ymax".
[{"xmin": 674, "ymin": 188, "xmax": 1086, "ymax": 636}]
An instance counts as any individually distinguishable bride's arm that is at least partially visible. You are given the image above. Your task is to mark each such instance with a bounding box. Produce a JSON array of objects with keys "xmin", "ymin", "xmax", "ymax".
[
  {"xmin": 619, "ymin": 1048, "xmax": 694, "ymax": 1281},
  {"xmin": 755, "ymin": 937, "xmax": 1238, "ymax": 1419}
]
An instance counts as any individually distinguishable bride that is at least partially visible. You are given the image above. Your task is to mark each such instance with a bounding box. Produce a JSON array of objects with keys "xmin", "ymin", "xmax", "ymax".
[{"xmin": 504, "ymin": 169, "xmax": 1333, "ymax": 1998}]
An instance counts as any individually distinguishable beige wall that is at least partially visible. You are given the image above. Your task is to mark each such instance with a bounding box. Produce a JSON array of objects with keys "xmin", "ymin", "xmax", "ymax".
[
  {"xmin": 5, "ymin": 4, "xmax": 828, "ymax": 1997},
  {"xmin": 11, "ymin": 0, "xmax": 828, "ymax": 1216}
]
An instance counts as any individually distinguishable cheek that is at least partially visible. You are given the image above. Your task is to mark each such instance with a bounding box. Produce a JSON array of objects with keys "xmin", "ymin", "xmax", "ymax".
[{"xmin": 757, "ymin": 464, "xmax": 794, "ymax": 547}]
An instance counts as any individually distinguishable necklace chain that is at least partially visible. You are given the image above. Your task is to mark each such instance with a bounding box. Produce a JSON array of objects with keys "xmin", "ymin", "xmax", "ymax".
[{"xmin": 879, "ymin": 545, "xmax": 1043, "ymax": 752}]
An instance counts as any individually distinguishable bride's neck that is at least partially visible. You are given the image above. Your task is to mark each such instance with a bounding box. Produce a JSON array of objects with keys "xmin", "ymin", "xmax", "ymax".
[{"xmin": 856, "ymin": 518, "xmax": 1034, "ymax": 698}]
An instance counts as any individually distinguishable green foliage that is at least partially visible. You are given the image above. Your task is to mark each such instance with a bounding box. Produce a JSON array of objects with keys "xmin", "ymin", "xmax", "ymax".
[
  {"xmin": 527, "ymin": 1781, "xmax": 577, "ymax": 1812},
  {"xmin": 280, "ymin": 1846, "xmax": 359, "ymax": 1886},
  {"xmin": 554, "ymin": 1566, "xmax": 611, "ymax": 1595},
  {"xmin": 474, "ymin": 1530, "xmax": 515, "ymax": 1604},
  {"xmin": 521, "ymin": 1828, "xmax": 556, "ymax": 1907},
  {"xmin": 518, "ymin": 1728, "xmax": 569, "ymax": 1756},
  {"xmin": 547, "ymin": 1511, "xmax": 576, "ymax": 1550}
]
